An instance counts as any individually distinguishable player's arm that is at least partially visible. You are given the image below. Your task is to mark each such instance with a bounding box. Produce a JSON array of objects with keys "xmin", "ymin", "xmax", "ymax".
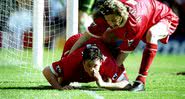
[
  {"xmin": 69, "ymin": 11, "xmax": 109, "ymax": 54},
  {"xmin": 116, "ymin": 52, "xmax": 129, "ymax": 66},
  {"xmin": 94, "ymin": 70, "xmax": 129, "ymax": 90},
  {"xmin": 43, "ymin": 66, "xmax": 63, "ymax": 89},
  {"xmin": 69, "ymin": 32, "xmax": 91, "ymax": 54},
  {"xmin": 42, "ymin": 66, "xmax": 73, "ymax": 90}
]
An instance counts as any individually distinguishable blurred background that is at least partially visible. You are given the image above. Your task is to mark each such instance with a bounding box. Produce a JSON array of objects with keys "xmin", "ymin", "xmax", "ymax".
[
  {"xmin": 0, "ymin": 0, "xmax": 185, "ymax": 54},
  {"xmin": 0, "ymin": 1, "xmax": 185, "ymax": 98}
]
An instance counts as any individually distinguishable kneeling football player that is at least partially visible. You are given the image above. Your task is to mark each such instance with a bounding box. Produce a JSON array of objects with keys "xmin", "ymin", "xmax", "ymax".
[{"xmin": 42, "ymin": 34, "xmax": 130, "ymax": 90}]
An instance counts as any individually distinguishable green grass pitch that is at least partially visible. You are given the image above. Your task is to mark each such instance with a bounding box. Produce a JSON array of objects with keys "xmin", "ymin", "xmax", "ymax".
[{"xmin": 0, "ymin": 50, "xmax": 185, "ymax": 99}]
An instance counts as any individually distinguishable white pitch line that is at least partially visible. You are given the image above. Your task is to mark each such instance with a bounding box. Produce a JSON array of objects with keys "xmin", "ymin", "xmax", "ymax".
[
  {"xmin": 70, "ymin": 82, "xmax": 104, "ymax": 99},
  {"xmin": 82, "ymin": 90, "xmax": 104, "ymax": 99}
]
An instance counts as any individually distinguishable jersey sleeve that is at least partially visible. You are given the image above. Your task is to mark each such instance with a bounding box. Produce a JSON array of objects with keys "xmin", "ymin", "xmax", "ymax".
[
  {"xmin": 88, "ymin": 12, "xmax": 109, "ymax": 38},
  {"xmin": 50, "ymin": 61, "xmax": 63, "ymax": 77},
  {"xmin": 100, "ymin": 57, "xmax": 127, "ymax": 82}
]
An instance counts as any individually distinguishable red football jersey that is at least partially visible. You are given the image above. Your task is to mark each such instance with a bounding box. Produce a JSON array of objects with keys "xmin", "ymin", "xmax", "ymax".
[
  {"xmin": 51, "ymin": 34, "xmax": 127, "ymax": 83},
  {"xmin": 61, "ymin": 33, "xmax": 83, "ymax": 58},
  {"xmin": 88, "ymin": 0, "xmax": 179, "ymax": 52}
]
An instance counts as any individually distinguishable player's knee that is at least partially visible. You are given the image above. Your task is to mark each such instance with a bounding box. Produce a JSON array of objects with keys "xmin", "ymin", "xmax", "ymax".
[
  {"xmin": 42, "ymin": 67, "xmax": 47, "ymax": 77},
  {"xmin": 42, "ymin": 66, "xmax": 50, "ymax": 77}
]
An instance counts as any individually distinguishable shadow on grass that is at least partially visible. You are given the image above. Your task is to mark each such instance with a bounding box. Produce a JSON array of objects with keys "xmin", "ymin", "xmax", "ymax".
[
  {"xmin": 177, "ymin": 72, "xmax": 185, "ymax": 75},
  {"xmin": 0, "ymin": 85, "xmax": 127, "ymax": 91},
  {"xmin": 77, "ymin": 86, "xmax": 129, "ymax": 91},
  {"xmin": 0, "ymin": 85, "xmax": 107, "ymax": 91},
  {"xmin": 0, "ymin": 85, "xmax": 53, "ymax": 90},
  {"xmin": 74, "ymin": 85, "xmax": 106, "ymax": 91}
]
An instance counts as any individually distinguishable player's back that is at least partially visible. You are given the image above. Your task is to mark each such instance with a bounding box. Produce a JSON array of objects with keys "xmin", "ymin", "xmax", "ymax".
[{"xmin": 60, "ymin": 34, "xmax": 113, "ymax": 82}]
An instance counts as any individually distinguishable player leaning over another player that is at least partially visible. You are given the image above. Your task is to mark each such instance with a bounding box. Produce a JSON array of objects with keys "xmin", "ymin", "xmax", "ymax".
[
  {"xmin": 43, "ymin": 34, "xmax": 130, "ymax": 90},
  {"xmin": 69, "ymin": 0, "xmax": 179, "ymax": 91}
]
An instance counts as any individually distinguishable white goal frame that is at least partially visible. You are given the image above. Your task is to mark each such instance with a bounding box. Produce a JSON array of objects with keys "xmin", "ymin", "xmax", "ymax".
[
  {"xmin": 33, "ymin": 0, "xmax": 78, "ymax": 69},
  {"xmin": 33, "ymin": 0, "xmax": 44, "ymax": 69},
  {"xmin": 66, "ymin": 0, "xmax": 78, "ymax": 39}
]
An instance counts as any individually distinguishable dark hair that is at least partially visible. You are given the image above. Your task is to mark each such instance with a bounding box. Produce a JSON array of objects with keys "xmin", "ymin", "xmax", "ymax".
[{"xmin": 82, "ymin": 44, "xmax": 103, "ymax": 61}]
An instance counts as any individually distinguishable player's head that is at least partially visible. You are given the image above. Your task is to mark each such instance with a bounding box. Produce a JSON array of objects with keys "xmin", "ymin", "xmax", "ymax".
[
  {"xmin": 98, "ymin": 0, "xmax": 128, "ymax": 28},
  {"xmin": 82, "ymin": 44, "xmax": 103, "ymax": 77}
]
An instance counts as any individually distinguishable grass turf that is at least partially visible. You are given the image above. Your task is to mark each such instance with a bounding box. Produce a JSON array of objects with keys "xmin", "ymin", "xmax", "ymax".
[{"xmin": 0, "ymin": 50, "xmax": 185, "ymax": 99}]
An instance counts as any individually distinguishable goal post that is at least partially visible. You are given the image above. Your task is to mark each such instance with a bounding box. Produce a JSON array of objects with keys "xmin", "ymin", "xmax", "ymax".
[
  {"xmin": 66, "ymin": 0, "xmax": 79, "ymax": 40},
  {"xmin": 32, "ymin": 0, "xmax": 78, "ymax": 69},
  {"xmin": 33, "ymin": 0, "xmax": 44, "ymax": 70}
]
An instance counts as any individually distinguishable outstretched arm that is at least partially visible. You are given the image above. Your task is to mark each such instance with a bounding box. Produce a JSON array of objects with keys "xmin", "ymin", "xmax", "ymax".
[
  {"xmin": 43, "ymin": 66, "xmax": 63, "ymax": 89},
  {"xmin": 69, "ymin": 32, "xmax": 92, "ymax": 54},
  {"xmin": 42, "ymin": 66, "xmax": 73, "ymax": 90},
  {"xmin": 94, "ymin": 70, "xmax": 129, "ymax": 90},
  {"xmin": 116, "ymin": 52, "xmax": 129, "ymax": 66}
]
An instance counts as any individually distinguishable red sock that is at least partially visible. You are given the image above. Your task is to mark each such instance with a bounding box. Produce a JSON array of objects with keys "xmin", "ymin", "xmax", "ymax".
[{"xmin": 136, "ymin": 43, "xmax": 158, "ymax": 84}]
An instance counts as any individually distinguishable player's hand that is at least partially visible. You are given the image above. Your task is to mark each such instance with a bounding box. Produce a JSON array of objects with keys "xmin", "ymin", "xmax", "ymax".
[
  {"xmin": 60, "ymin": 85, "xmax": 74, "ymax": 90},
  {"xmin": 117, "ymin": 80, "xmax": 130, "ymax": 88},
  {"xmin": 93, "ymin": 69, "xmax": 101, "ymax": 79}
]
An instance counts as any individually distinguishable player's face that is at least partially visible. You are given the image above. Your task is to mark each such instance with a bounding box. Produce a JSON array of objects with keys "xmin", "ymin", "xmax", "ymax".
[
  {"xmin": 104, "ymin": 14, "xmax": 123, "ymax": 28},
  {"xmin": 83, "ymin": 59, "xmax": 102, "ymax": 77}
]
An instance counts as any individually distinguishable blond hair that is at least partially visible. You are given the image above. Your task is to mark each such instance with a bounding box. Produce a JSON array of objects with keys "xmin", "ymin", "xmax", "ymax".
[{"xmin": 99, "ymin": 0, "xmax": 129, "ymax": 27}]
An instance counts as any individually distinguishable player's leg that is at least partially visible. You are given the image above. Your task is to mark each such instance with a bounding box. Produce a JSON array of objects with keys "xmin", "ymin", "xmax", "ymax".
[
  {"xmin": 113, "ymin": 52, "xmax": 132, "ymax": 90},
  {"xmin": 131, "ymin": 21, "xmax": 169, "ymax": 91}
]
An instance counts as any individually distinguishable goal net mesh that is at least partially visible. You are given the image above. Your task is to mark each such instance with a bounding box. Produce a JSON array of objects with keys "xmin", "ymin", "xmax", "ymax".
[{"xmin": 0, "ymin": 0, "xmax": 66, "ymax": 80}]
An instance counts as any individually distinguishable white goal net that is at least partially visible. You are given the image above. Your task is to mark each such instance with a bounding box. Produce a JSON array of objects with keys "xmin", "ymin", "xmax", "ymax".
[{"xmin": 0, "ymin": 0, "xmax": 73, "ymax": 79}]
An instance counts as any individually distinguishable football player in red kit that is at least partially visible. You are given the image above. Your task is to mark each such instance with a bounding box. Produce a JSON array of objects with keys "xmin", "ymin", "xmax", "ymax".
[
  {"xmin": 43, "ymin": 34, "xmax": 130, "ymax": 90},
  {"xmin": 69, "ymin": 0, "xmax": 179, "ymax": 91}
]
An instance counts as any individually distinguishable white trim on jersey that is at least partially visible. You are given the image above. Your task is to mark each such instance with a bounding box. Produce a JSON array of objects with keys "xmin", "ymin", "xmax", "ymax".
[
  {"xmin": 120, "ymin": 50, "xmax": 133, "ymax": 53},
  {"xmin": 63, "ymin": 50, "xmax": 70, "ymax": 56},
  {"xmin": 116, "ymin": 71, "xmax": 127, "ymax": 82},
  {"xmin": 49, "ymin": 65, "xmax": 58, "ymax": 76}
]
